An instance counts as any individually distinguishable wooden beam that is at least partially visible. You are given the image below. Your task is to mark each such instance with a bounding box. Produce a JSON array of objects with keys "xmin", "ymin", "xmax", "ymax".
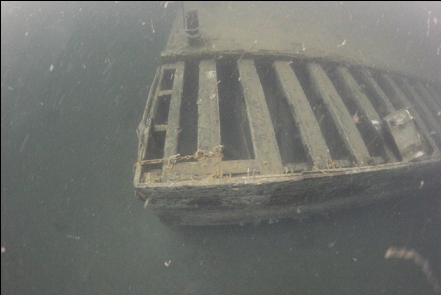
[
  {"xmin": 274, "ymin": 61, "xmax": 331, "ymax": 169},
  {"xmin": 163, "ymin": 62, "xmax": 185, "ymax": 164},
  {"xmin": 307, "ymin": 63, "xmax": 371, "ymax": 166},
  {"xmin": 415, "ymin": 82, "xmax": 441, "ymax": 122},
  {"xmin": 357, "ymin": 68, "xmax": 395, "ymax": 114},
  {"xmin": 399, "ymin": 78, "xmax": 441, "ymax": 137},
  {"xmin": 335, "ymin": 66, "xmax": 397, "ymax": 162},
  {"xmin": 197, "ymin": 60, "xmax": 221, "ymax": 151},
  {"xmin": 238, "ymin": 59, "xmax": 283, "ymax": 174},
  {"xmin": 138, "ymin": 67, "xmax": 161, "ymax": 160}
]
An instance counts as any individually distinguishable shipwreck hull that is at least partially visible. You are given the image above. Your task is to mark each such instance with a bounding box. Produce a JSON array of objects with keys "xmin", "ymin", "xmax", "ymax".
[
  {"xmin": 134, "ymin": 5, "xmax": 441, "ymax": 226},
  {"xmin": 133, "ymin": 56, "xmax": 441, "ymax": 226},
  {"xmin": 137, "ymin": 158, "xmax": 440, "ymax": 226}
]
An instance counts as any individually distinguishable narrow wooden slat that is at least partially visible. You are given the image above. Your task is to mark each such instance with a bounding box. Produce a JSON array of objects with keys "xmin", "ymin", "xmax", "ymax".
[
  {"xmin": 133, "ymin": 166, "xmax": 143, "ymax": 187},
  {"xmin": 357, "ymin": 68, "xmax": 395, "ymax": 114},
  {"xmin": 415, "ymin": 82, "xmax": 441, "ymax": 121},
  {"xmin": 307, "ymin": 63, "xmax": 371, "ymax": 166},
  {"xmin": 274, "ymin": 61, "xmax": 331, "ymax": 169},
  {"xmin": 158, "ymin": 90, "xmax": 173, "ymax": 96},
  {"xmin": 138, "ymin": 67, "xmax": 161, "ymax": 160},
  {"xmin": 162, "ymin": 62, "xmax": 185, "ymax": 160},
  {"xmin": 335, "ymin": 66, "xmax": 397, "ymax": 162},
  {"xmin": 380, "ymin": 74, "xmax": 439, "ymax": 152},
  {"xmin": 135, "ymin": 67, "xmax": 162, "ymax": 185},
  {"xmin": 197, "ymin": 60, "xmax": 221, "ymax": 151},
  {"xmin": 399, "ymin": 78, "xmax": 441, "ymax": 136},
  {"xmin": 238, "ymin": 59, "xmax": 283, "ymax": 174},
  {"xmin": 154, "ymin": 124, "xmax": 168, "ymax": 132}
]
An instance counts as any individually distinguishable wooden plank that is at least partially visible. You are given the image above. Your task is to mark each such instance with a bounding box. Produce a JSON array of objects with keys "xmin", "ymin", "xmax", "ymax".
[
  {"xmin": 160, "ymin": 158, "xmax": 223, "ymax": 182},
  {"xmin": 221, "ymin": 160, "xmax": 260, "ymax": 175},
  {"xmin": 154, "ymin": 124, "xmax": 168, "ymax": 132},
  {"xmin": 144, "ymin": 156, "xmax": 441, "ymax": 225},
  {"xmin": 307, "ymin": 63, "xmax": 371, "ymax": 166},
  {"xmin": 137, "ymin": 67, "xmax": 161, "ymax": 160},
  {"xmin": 415, "ymin": 82, "xmax": 441, "ymax": 122},
  {"xmin": 273, "ymin": 61, "xmax": 331, "ymax": 169},
  {"xmin": 379, "ymin": 74, "xmax": 439, "ymax": 152},
  {"xmin": 162, "ymin": 62, "xmax": 185, "ymax": 171},
  {"xmin": 133, "ymin": 165, "xmax": 143, "ymax": 187},
  {"xmin": 335, "ymin": 66, "xmax": 397, "ymax": 162},
  {"xmin": 399, "ymin": 78, "xmax": 441, "ymax": 137},
  {"xmin": 238, "ymin": 59, "xmax": 283, "ymax": 174},
  {"xmin": 160, "ymin": 160, "xmax": 261, "ymax": 181},
  {"xmin": 196, "ymin": 60, "xmax": 223, "ymax": 177},
  {"xmin": 197, "ymin": 60, "xmax": 221, "ymax": 151},
  {"xmin": 157, "ymin": 90, "xmax": 173, "ymax": 96},
  {"xmin": 357, "ymin": 68, "xmax": 395, "ymax": 114}
]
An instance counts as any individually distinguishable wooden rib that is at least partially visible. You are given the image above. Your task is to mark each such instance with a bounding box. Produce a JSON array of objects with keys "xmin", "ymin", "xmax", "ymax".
[
  {"xmin": 238, "ymin": 59, "xmax": 283, "ymax": 174},
  {"xmin": 135, "ymin": 67, "xmax": 161, "ymax": 186},
  {"xmin": 414, "ymin": 82, "xmax": 441, "ymax": 122},
  {"xmin": 162, "ymin": 62, "xmax": 185, "ymax": 166},
  {"xmin": 274, "ymin": 61, "xmax": 331, "ymax": 169},
  {"xmin": 357, "ymin": 68, "xmax": 395, "ymax": 114},
  {"xmin": 399, "ymin": 78, "xmax": 441, "ymax": 136},
  {"xmin": 307, "ymin": 63, "xmax": 371, "ymax": 166},
  {"xmin": 335, "ymin": 66, "xmax": 397, "ymax": 162},
  {"xmin": 379, "ymin": 74, "xmax": 439, "ymax": 152},
  {"xmin": 197, "ymin": 60, "xmax": 221, "ymax": 151},
  {"xmin": 138, "ymin": 67, "xmax": 161, "ymax": 160}
]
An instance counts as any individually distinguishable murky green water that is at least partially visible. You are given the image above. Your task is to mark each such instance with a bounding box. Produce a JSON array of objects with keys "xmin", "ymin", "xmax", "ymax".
[{"xmin": 2, "ymin": 2, "xmax": 440, "ymax": 294}]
